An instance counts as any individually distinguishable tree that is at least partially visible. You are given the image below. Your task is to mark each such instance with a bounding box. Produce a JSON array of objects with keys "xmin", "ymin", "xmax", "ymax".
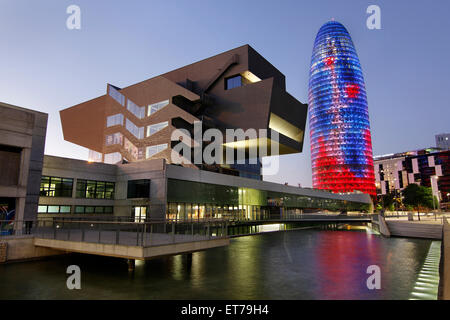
[
  {"xmin": 402, "ymin": 184, "xmax": 434, "ymax": 221},
  {"xmin": 379, "ymin": 193, "xmax": 395, "ymax": 211}
]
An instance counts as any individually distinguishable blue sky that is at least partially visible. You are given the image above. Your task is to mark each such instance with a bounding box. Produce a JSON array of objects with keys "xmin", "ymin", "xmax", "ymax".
[{"xmin": 1, "ymin": 0, "xmax": 449, "ymax": 187}]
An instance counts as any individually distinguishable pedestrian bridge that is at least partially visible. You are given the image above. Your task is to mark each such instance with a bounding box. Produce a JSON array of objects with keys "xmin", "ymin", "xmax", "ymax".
[
  {"xmin": 2, "ymin": 214, "xmax": 372, "ymax": 262},
  {"xmin": 33, "ymin": 220, "xmax": 230, "ymax": 260}
]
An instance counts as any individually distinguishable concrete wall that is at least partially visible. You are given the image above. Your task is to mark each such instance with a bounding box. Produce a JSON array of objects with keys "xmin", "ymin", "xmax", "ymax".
[
  {"xmin": 370, "ymin": 214, "xmax": 391, "ymax": 237},
  {"xmin": 0, "ymin": 236, "xmax": 63, "ymax": 263},
  {"xmin": 0, "ymin": 102, "xmax": 48, "ymax": 222},
  {"xmin": 39, "ymin": 155, "xmax": 117, "ymax": 219},
  {"xmin": 40, "ymin": 156, "xmax": 167, "ymax": 220},
  {"xmin": 116, "ymin": 159, "xmax": 167, "ymax": 219}
]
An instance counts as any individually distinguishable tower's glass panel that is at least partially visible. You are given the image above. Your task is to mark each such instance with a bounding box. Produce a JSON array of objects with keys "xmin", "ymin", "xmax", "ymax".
[{"xmin": 308, "ymin": 21, "xmax": 376, "ymax": 196}]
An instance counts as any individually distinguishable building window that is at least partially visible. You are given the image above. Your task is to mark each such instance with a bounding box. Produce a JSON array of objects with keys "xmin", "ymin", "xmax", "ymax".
[
  {"xmin": 40, "ymin": 176, "xmax": 73, "ymax": 197},
  {"xmin": 105, "ymin": 132, "xmax": 123, "ymax": 146},
  {"xmin": 146, "ymin": 143, "xmax": 168, "ymax": 158},
  {"xmin": 146, "ymin": 121, "xmax": 168, "ymax": 137},
  {"xmin": 127, "ymin": 99, "xmax": 145, "ymax": 119},
  {"xmin": 88, "ymin": 150, "xmax": 103, "ymax": 163},
  {"xmin": 148, "ymin": 100, "xmax": 169, "ymax": 116},
  {"xmin": 38, "ymin": 205, "xmax": 71, "ymax": 214},
  {"xmin": 225, "ymin": 75, "xmax": 242, "ymax": 90},
  {"xmin": 127, "ymin": 179, "xmax": 150, "ymax": 198},
  {"xmin": 104, "ymin": 152, "xmax": 122, "ymax": 164},
  {"xmin": 125, "ymin": 118, "xmax": 144, "ymax": 139},
  {"xmin": 106, "ymin": 114, "xmax": 124, "ymax": 127},
  {"xmin": 133, "ymin": 206, "xmax": 147, "ymax": 222},
  {"xmin": 75, "ymin": 206, "xmax": 113, "ymax": 214},
  {"xmin": 76, "ymin": 179, "xmax": 115, "ymax": 199},
  {"xmin": 108, "ymin": 85, "xmax": 125, "ymax": 106}
]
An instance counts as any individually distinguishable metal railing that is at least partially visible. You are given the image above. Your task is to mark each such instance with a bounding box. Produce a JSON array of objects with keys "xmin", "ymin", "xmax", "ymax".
[
  {"xmin": 0, "ymin": 213, "xmax": 372, "ymax": 243},
  {"xmin": 32, "ymin": 219, "xmax": 229, "ymax": 247},
  {"xmin": 383, "ymin": 212, "xmax": 448, "ymax": 224},
  {"xmin": 0, "ymin": 220, "xmax": 36, "ymax": 237}
]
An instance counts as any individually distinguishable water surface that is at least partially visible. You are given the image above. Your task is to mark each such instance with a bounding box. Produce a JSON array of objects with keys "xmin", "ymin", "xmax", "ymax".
[{"xmin": 0, "ymin": 229, "xmax": 433, "ymax": 299}]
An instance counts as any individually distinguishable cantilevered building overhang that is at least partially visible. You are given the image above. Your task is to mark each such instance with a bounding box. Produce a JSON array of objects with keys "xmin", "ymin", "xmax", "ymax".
[{"xmin": 60, "ymin": 44, "xmax": 307, "ymax": 176}]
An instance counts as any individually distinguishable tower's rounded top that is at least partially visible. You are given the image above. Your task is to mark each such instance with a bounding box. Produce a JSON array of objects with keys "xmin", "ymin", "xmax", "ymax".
[
  {"xmin": 314, "ymin": 20, "xmax": 353, "ymax": 46},
  {"xmin": 320, "ymin": 20, "xmax": 348, "ymax": 30}
]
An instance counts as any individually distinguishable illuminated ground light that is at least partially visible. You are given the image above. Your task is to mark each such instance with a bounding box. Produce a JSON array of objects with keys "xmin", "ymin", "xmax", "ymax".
[{"xmin": 409, "ymin": 241, "xmax": 441, "ymax": 300}]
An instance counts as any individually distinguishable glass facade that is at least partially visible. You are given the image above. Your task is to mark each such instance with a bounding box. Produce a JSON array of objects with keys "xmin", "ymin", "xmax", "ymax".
[
  {"xmin": 108, "ymin": 85, "xmax": 125, "ymax": 106},
  {"xmin": 147, "ymin": 121, "xmax": 168, "ymax": 137},
  {"xmin": 74, "ymin": 206, "xmax": 113, "ymax": 214},
  {"xmin": 225, "ymin": 75, "xmax": 242, "ymax": 90},
  {"xmin": 104, "ymin": 152, "xmax": 122, "ymax": 164},
  {"xmin": 105, "ymin": 132, "xmax": 123, "ymax": 146},
  {"xmin": 76, "ymin": 179, "xmax": 115, "ymax": 199},
  {"xmin": 133, "ymin": 206, "xmax": 147, "ymax": 222},
  {"xmin": 148, "ymin": 100, "xmax": 169, "ymax": 116},
  {"xmin": 127, "ymin": 179, "xmax": 150, "ymax": 198},
  {"xmin": 38, "ymin": 205, "xmax": 71, "ymax": 214},
  {"xmin": 125, "ymin": 118, "xmax": 144, "ymax": 139},
  {"xmin": 167, "ymin": 179, "xmax": 370, "ymax": 220},
  {"xmin": 88, "ymin": 150, "xmax": 103, "ymax": 163},
  {"xmin": 40, "ymin": 176, "xmax": 73, "ymax": 197},
  {"xmin": 127, "ymin": 99, "xmax": 145, "ymax": 119},
  {"xmin": 146, "ymin": 143, "xmax": 168, "ymax": 159},
  {"xmin": 106, "ymin": 114, "xmax": 124, "ymax": 127},
  {"xmin": 308, "ymin": 21, "xmax": 376, "ymax": 196}
]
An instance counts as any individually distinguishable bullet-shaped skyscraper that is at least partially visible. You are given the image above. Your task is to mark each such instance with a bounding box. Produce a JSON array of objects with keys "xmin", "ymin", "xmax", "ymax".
[{"xmin": 308, "ymin": 21, "xmax": 376, "ymax": 196}]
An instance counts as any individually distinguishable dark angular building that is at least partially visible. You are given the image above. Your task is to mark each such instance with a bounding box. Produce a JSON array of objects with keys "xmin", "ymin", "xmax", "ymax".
[
  {"xmin": 308, "ymin": 21, "xmax": 376, "ymax": 196},
  {"xmin": 60, "ymin": 45, "xmax": 308, "ymax": 180}
]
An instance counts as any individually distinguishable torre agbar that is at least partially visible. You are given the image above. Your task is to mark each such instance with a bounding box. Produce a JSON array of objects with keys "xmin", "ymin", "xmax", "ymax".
[{"xmin": 308, "ymin": 21, "xmax": 376, "ymax": 196}]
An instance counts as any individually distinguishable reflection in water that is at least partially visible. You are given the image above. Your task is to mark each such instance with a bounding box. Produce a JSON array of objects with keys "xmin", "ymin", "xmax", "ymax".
[
  {"xmin": 0, "ymin": 229, "xmax": 435, "ymax": 299},
  {"xmin": 314, "ymin": 231, "xmax": 383, "ymax": 299}
]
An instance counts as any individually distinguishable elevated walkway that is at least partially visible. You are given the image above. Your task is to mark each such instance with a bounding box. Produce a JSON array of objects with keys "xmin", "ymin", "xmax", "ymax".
[{"xmin": 33, "ymin": 220, "xmax": 230, "ymax": 260}]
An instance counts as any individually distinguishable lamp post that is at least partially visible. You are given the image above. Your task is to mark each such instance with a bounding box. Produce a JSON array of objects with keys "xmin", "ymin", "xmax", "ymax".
[{"xmin": 430, "ymin": 176, "xmax": 441, "ymax": 219}]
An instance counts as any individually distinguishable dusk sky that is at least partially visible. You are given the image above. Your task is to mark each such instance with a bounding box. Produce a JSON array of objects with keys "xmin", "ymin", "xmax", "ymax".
[{"xmin": 1, "ymin": 0, "xmax": 449, "ymax": 187}]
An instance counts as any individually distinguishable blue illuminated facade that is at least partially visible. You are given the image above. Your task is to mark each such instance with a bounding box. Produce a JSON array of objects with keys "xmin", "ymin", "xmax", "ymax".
[{"xmin": 308, "ymin": 21, "xmax": 376, "ymax": 196}]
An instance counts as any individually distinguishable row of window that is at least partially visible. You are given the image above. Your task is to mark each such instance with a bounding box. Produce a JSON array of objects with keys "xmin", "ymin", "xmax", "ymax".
[
  {"xmin": 107, "ymin": 95, "xmax": 169, "ymax": 124},
  {"xmin": 105, "ymin": 120, "xmax": 168, "ymax": 146},
  {"xmin": 38, "ymin": 205, "xmax": 113, "ymax": 214},
  {"xmin": 40, "ymin": 176, "xmax": 150, "ymax": 200},
  {"xmin": 40, "ymin": 176, "xmax": 73, "ymax": 197},
  {"xmin": 103, "ymin": 143, "xmax": 168, "ymax": 164},
  {"xmin": 76, "ymin": 179, "xmax": 115, "ymax": 199},
  {"xmin": 40, "ymin": 176, "xmax": 115, "ymax": 199}
]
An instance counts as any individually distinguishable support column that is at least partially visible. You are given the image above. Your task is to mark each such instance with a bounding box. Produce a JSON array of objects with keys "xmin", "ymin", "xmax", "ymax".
[
  {"xmin": 127, "ymin": 259, "xmax": 135, "ymax": 271},
  {"xmin": 185, "ymin": 253, "xmax": 192, "ymax": 270}
]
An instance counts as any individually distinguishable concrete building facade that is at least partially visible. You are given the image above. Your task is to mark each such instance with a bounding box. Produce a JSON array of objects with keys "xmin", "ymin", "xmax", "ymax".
[
  {"xmin": 38, "ymin": 155, "xmax": 372, "ymax": 222},
  {"xmin": 436, "ymin": 133, "xmax": 450, "ymax": 151},
  {"xmin": 60, "ymin": 45, "xmax": 308, "ymax": 180},
  {"xmin": 374, "ymin": 148, "xmax": 450, "ymax": 206},
  {"xmin": 0, "ymin": 102, "xmax": 47, "ymax": 226}
]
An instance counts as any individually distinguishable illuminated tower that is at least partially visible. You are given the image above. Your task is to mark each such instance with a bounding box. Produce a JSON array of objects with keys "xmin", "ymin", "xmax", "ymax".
[{"xmin": 308, "ymin": 21, "xmax": 376, "ymax": 196}]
